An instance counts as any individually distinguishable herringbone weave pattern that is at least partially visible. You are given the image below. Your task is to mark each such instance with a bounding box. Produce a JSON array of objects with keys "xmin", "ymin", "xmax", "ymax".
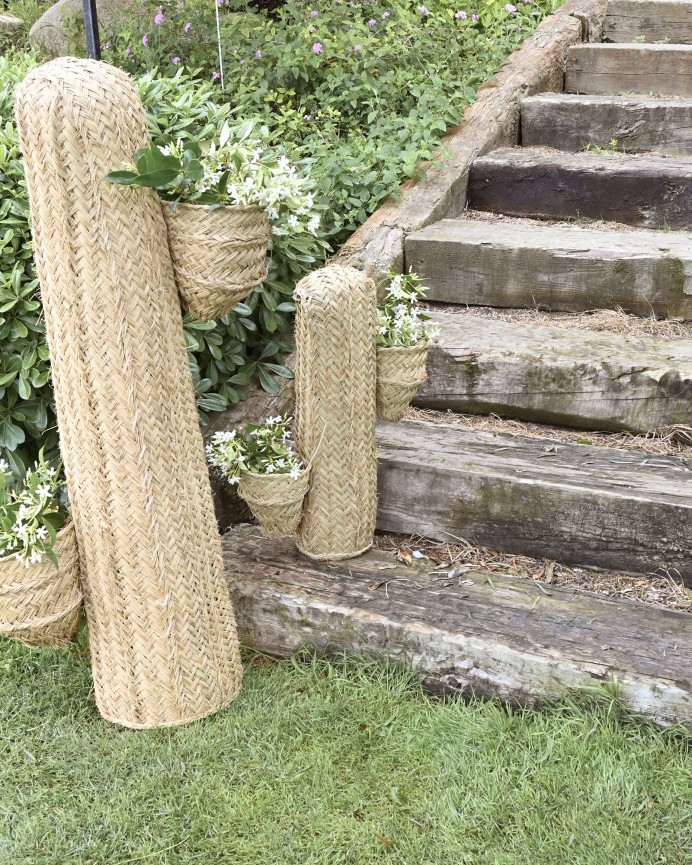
[
  {"xmin": 0, "ymin": 521, "xmax": 82, "ymax": 648},
  {"xmin": 161, "ymin": 202, "xmax": 270, "ymax": 321},
  {"xmin": 15, "ymin": 58, "xmax": 242, "ymax": 728},
  {"xmin": 294, "ymin": 266, "xmax": 378, "ymax": 560},
  {"xmin": 238, "ymin": 470, "xmax": 309, "ymax": 538},
  {"xmin": 376, "ymin": 343, "xmax": 429, "ymax": 422}
]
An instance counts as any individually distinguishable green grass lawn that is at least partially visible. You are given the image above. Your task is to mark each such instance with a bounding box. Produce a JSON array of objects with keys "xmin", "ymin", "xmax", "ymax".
[{"xmin": 1, "ymin": 638, "xmax": 691, "ymax": 865}]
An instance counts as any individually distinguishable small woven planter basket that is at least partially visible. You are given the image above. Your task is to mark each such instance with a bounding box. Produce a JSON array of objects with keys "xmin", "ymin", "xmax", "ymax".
[
  {"xmin": 376, "ymin": 342, "xmax": 430, "ymax": 422},
  {"xmin": 238, "ymin": 469, "xmax": 310, "ymax": 539},
  {"xmin": 161, "ymin": 202, "xmax": 271, "ymax": 321},
  {"xmin": 0, "ymin": 521, "xmax": 82, "ymax": 648}
]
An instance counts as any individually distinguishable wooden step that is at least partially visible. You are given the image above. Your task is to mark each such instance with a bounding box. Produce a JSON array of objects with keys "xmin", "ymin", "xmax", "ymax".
[
  {"xmin": 468, "ymin": 147, "xmax": 692, "ymax": 229},
  {"xmin": 521, "ymin": 93, "xmax": 692, "ymax": 156},
  {"xmin": 375, "ymin": 419, "xmax": 692, "ymax": 582},
  {"xmin": 405, "ymin": 219, "xmax": 692, "ymax": 317},
  {"xmin": 224, "ymin": 526, "xmax": 692, "ymax": 728},
  {"xmin": 565, "ymin": 44, "xmax": 692, "ymax": 97},
  {"xmin": 604, "ymin": 0, "xmax": 692, "ymax": 44},
  {"xmin": 416, "ymin": 310, "xmax": 692, "ymax": 432}
]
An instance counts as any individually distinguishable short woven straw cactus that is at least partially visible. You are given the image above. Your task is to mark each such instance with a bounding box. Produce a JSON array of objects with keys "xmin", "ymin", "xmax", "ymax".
[
  {"xmin": 162, "ymin": 202, "xmax": 271, "ymax": 321},
  {"xmin": 376, "ymin": 342, "xmax": 430, "ymax": 422},
  {"xmin": 0, "ymin": 521, "xmax": 82, "ymax": 649},
  {"xmin": 238, "ymin": 469, "xmax": 309, "ymax": 538}
]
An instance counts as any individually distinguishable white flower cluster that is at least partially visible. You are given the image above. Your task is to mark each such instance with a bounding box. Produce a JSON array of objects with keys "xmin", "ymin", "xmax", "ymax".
[
  {"xmin": 376, "ymin": 272, "xmax": 440, "ymax": 348},
  {"xmin": 0, "ymin": 457, "xmax": 66, "ymax": 568},
  {"xmin": 206, "ymin": 415, "xmax": 304, "ymax": 484}
]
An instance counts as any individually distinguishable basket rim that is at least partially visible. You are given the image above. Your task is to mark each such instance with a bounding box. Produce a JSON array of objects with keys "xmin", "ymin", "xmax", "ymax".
[
  {"xmin": 240, "ymin": 467, "xmax": 309, "ymax": 482},
  {"xmin": 160, "ymin": 200, "xmax": 268, "ymax": 216},
  {"xmin": 376, "ymin": 339, "xmax": 431, "ymax": 352}
]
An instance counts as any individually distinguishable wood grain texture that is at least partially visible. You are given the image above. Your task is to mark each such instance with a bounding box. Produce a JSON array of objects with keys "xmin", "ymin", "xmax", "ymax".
[
  {"xmin": 332, "ymin": 0, "xmax": 607, "ymax": 283},
  {"xmin": 406, "ymin": 218, "xmax": 692, "ymax": 317},
  {"xmin": 521, "ymin": 93, "xmax": 692, "ymax": 156},
  {"xmin": 604, "ymin": 0, "xmax": 692, "ymax": 44},
  {"xmin": 566, "ymin": 44, "xmax": 692, "ymax": 97},
  {"xmin": 374, "ymin": 419, "xmax": 692, "ymax": 583},
  {"xmin": 414, "ymin": 311, "xmax": 692, "ymax": 432},
  {"xmin": 468, "ymin": 147, "xmax": 692, "ymax": 229},
  {"xmin": 223, "ymin": 526, "xmax": 692, "ymax": 727}
]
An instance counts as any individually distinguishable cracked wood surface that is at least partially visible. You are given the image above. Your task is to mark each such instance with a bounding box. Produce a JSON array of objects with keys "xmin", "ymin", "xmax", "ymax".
[
  {"xmin": 468, "ymin": 147, "xmax": 692, "ymax": 229},
  {"xmin": 414, "ymin": 310, "xmax": 692, "ymax": 432},
  {"xmin": 604, "ymin": 0, "xmax": 692, "ymax": 43},
  {"xmin": 405, "ymin": 219, "xmax": 692, "ymax": 317},
  {"xmin": 223, "ymin": 525, "xmax": 692, "ymax": 727},
  {"xmin": 375, "ymin": 419, "xmax": 692, "ymax": 582},
  {"xmin": 566, "ymin": 44, "xmax": 692, "ymax": 97},
  {"xmin": 521, "ymin": 93, "xmax": 692, "ymax": 156}
]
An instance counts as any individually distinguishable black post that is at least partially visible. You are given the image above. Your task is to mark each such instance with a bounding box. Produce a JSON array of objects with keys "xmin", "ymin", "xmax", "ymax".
[{"xmin": 82, "ymin": 0, "xmax": 101, "ymax": 60}]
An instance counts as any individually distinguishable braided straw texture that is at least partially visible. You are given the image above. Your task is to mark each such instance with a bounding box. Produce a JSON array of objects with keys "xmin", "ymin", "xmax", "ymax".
[
  {"xmin": 376, "ymin": 343, "xmax": 429, "ymax": 422},
  {"xmin": 0, "ymin": 521, "xmax": 82, "ymax": 648},
  {"xmin": 294, "ymin": 265, "xmax": 378, "ymax": 560},
  {"xmin": 238, "ymin": 470, "xmax": 309, "ymax": 538},
  {"xmin": 15, "ymin": 58, "xmax": 242, "ymax": 728},
  {"xmin": 161, "ymin": 202, "xmax": 270, "ymax": 321}
]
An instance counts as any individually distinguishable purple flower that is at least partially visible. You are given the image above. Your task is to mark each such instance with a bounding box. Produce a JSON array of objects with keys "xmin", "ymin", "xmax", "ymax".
[
  {"xmin": 154, "ymin": 12, "xmax": 163, "ymax": 24},
  {"xmin": 455, "ymin": 10, "xmax": 467, "ymax": 17},
  {"xmin": 472, "ymin": 13, "xmax": 479, "ymax": 20},
  {"xmin": 213, "ymin": 71, "xmax": 221, "ymax": 79},
  {"xmin": 417, "ymin": 5, "xmax": 428, "ymax": 13},
  {"xmin": 126, "ymin": 47, "xmax": 131, "ymax": 55},
  {"xmin": 172, "ymin": 56, "xmax": 180, "ymax": 64},
  {"xmin": 368, "ymin": 18, "xmax": 376, "ymax": 25},
  {"xmin": 304, "ymin": 114, "xmax": 313, "ymax": 120},
  {"xmin": 354, "ymin": 44, "xmax": 361, "ymax": 50},
  {"xmin": 504, "ymin": 3, "xmax": 517, "ymax": 10},
  {"xmin": 313, "ymin": 42, "xmax": 323, "ymax": 53},
  {"xmin": 102, "ymin": 41, "xmax": 110, "ymax": 49},
  {"xmin": 255, "ymin": 49, "xmax": 262, "ymax": 57},
  {"xmin": 310, "ymin": 25, "xmax": 316, "ymax": 31},
  {"xmin": 143, "ymin": 34, "xmax": 148, "ymax": 47},
  {"xmin": 240, "ymin": 58, "xmax": 245, "ymax": 63},
  {"xmin": 184, "ymin": 22, "xmax": 192, "ymax": 31},
  {"xmin": 381, "ymin": 10, "xmax": 389, "ymax": 17},
  {"xmin": 310, "ymin": 9, "xmax": 318, "ymax": 14}
]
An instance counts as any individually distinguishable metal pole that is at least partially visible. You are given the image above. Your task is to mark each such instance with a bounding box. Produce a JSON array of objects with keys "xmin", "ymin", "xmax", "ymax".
[{"xmin": 82, "ymin": 0, "xmax": 101, "ymax": 60}]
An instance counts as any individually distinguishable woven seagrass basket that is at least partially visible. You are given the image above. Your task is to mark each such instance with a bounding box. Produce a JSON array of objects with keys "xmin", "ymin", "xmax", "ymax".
[
  {"xmin": 161, "ymin": 202, "xmax": 271, "ymax": 321},
  {"xmin": 0, "ymin": 521, "xmax": 82, "ymax": 649},
  {"xmin": 238, "ymin": 469, "xmax": 310, "ymax": 538},
  {"xmin": 376, "ymin": 342, "xmax": 430, "ymax": 422}
]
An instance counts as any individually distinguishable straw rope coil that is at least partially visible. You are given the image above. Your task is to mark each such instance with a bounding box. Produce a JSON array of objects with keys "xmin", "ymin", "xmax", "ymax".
[
  {"xmin": 161, "ymin": 202, "xmax": 270, "ymax": 321},
  {"xmin": 238, "ymin": 469, "xmax": 309, "ymax": 538},
  {"xmin": 376, "ymin": 343, "xmax": 429, "ymax": 422},
  {"xmin": 0, "ymin": 521, "xmax": 82, "ymax": 648},
  {"xmin": 15, "ymin": 58, "xmax": 242, "ymax": 728},
  {"xmin": 294, "ymin": 265, "xmax": 378, "ymax": 560}
]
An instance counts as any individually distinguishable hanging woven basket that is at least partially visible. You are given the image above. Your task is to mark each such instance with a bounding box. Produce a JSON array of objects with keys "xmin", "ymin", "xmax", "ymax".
[
  {"xmin": 0, "ymin": 521, "xmax": 82, "ymax": 649},
  {"xmin": 238, "ymin": 469, "xmax": 310, "ymax": 539},
  {"xmin": 161, "ymin": 202, "xmax": 271, "ymax": 322},
  {"xmin": 376, "ymin": 342, "xmax": 430, "ymax": 422}
]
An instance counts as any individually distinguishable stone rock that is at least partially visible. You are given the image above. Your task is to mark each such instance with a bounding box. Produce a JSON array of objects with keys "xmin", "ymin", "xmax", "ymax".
[{"xmin": 29, "ymin": 0, "xmax": 140, "ymax": 57}]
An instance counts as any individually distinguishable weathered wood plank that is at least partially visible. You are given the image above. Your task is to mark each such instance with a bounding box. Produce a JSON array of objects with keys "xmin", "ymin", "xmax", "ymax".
[
  {"xmin": 223, "ymin": 526, "xmax": 692, "ymax": 727},
  {"xmin": 521, "ymin": 93, "xmax": 692, "ymax": 156},
  {"xmin": 566, "ymin": 44, "xmax": 692, "ymax": 97},
  {"xmin": 414, "ymin": 310, "xmax": 692, "ymax": 432},
  {"xmin": 331, "ymin": 0, "xmax": 607, "ymax": 283},
  {"xmin": 468, "ymin": 147, "xmax": 692, "ymax": 229},
  {"xmin": 604, "ymin": 0, "xmax": 692, "ymax": 45},
  {"xmin": 375, "ymin": 419, "xmax": 692, "ymax": 583},
  {"xmin": 405, "ymin": 219, "xmax": 692, "ymax": 317}
]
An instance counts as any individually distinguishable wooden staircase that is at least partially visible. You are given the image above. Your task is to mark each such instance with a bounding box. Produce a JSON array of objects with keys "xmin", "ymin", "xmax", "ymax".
[{"xmin": 384, "ymin": 0, "xmax": 692, "ymax": 587}]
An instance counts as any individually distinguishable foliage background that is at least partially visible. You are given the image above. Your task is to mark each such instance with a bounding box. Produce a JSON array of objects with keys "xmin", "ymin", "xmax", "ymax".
[{"xmin": 0, "ymin": 0, "xmax": 559, "ymax": 472}]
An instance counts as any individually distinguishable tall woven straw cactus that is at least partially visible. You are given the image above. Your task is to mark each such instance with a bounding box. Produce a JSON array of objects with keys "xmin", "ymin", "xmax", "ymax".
[
  {"xmin": 15, "ymin": 58, "xmax": 242, "ymax": 728},
  {"xmin": 294, "ymin": 266, "xmax": 378, "ymax": 560}
]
